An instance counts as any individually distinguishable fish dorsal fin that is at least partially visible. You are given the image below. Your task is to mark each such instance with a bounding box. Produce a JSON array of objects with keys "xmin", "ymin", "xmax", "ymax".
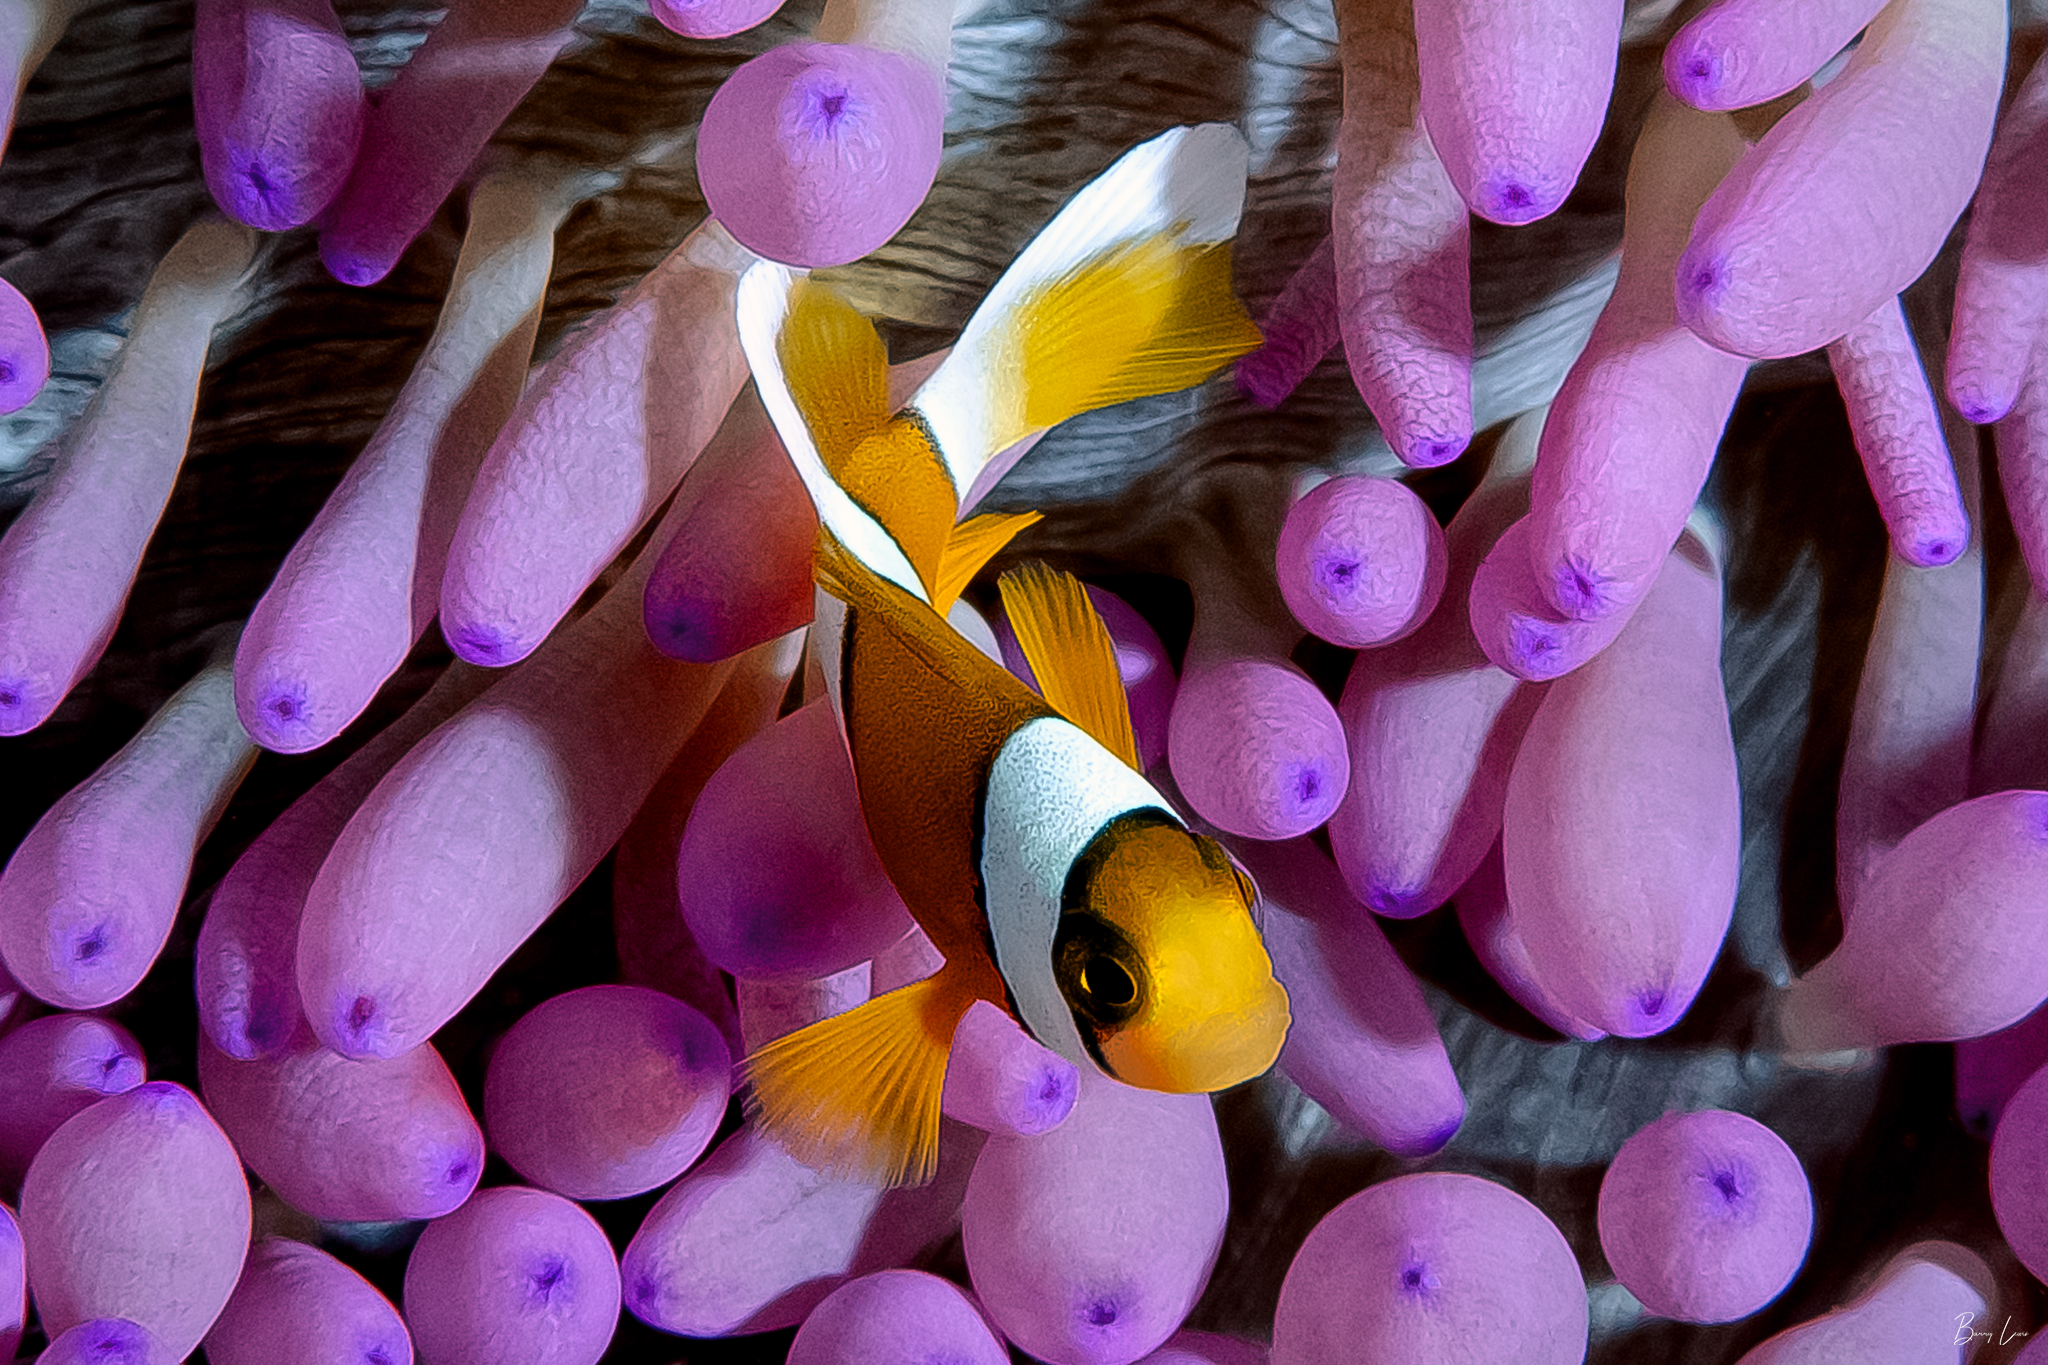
[
  {"xmin": 933, "ymin": 510, "xmax": 1043, "ymax": 616},
  {"xmin": 778, "ymin": 277, "xmax": 891, "ymax": 479},
  {"xmin": 742, "ymin": 969, "xmax": 982, "ymax": 1187},
  {"xmin": 997, "ymin": 563, "xmax": 1141, "ymax": 770}
]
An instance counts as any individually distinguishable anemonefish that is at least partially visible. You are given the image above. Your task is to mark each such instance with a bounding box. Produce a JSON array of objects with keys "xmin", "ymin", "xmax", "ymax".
[{"xmin": 733, "ymin": 123, "xmax": 1290, "ymax": 1187}]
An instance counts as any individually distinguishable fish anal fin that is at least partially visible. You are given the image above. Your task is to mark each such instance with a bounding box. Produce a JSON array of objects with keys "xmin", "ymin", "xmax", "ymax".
[
  {"xmin": 742, "ymin": 969, "xmax": 983, "ymax": 1188},
  {"xmin": 780, "ymin": 278, "xmax": 891, "ymax": 475},
  {"xmin": 997, "ymin": 562, "xmax": 1141, "ymax": 770},
  {"xmin": 934, "ymin": 511, "xmax": 1043, "ymax": 615},
  {"xmin": 1013, "ymin": 237, "xmax": 1263, "ymax": 436}
]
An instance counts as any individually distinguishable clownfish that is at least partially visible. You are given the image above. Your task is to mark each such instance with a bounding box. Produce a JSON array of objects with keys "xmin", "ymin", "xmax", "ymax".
[{"xmin": 733, "ymin": 124, "xmax": 1290, "ymax": 1187}]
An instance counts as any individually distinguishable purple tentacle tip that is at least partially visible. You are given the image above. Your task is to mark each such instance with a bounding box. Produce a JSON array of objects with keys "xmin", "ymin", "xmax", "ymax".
[
  {"xmin": 446, "ymin": 620, "xmax": 521, "ymax": 667},
  {"xmin": 88, "ymin": 1049, "xmax": 145, "ymax": 1094},
  {"xmin": 644, "ymin": 591, "xmax": 724, "ymax": 663},
  {"xmin": 1396, "ymin": 1257, "xmax": 1441, "ymax": 1299},
  {"xmin": 1506, "ymin": 616, "xmax": 1566, "ymax": 677},
  {"xmin": 1907, "ymin": 533, "xmax": 1964, "ymax": 568},
  {"xmin": 334, "ymin": 993, "xmax": 395, "ymax": 1057},
  {"xmin": 698, "ymin": 41, "xmax": 945, "ymax": 268},
  {"xmin": 0, "ymin": 278, "xmax": 51, "ymax": 414},
  {"xmin": 1363, "ymin": 881, "xmax": 1429, "ymax": 919},
  {"xmin": 1313, "ymin": 549, "xmax": 1364, "ymax": 598},
  {"xmin": 1553, "ymin": 558, "xmax": 1618, "ymax": 620},
  {"xmin": 1077, "ymin": 1288, "xmax": 1128, "ymax": 1332},
  {"xmin": 528, "ymin": 1254, "xmax": 571, "ymax": 1305},
  {"xmin": 1473, "ymin": 174, "xmax": 1556, "ymax": 226},
  {"xmin": 1403, "ymin": 433, "xmax": 1468, "ymax": 468},
  {"xmin": 319, "ymin": 243, "xmax": 391, "ymax": 290},
  {"xmin": 650, "ymin": 0, "xmax": 783, "ymax": 39},
  {"xmin": 248, "ymin": 678, "xmax": 320, "ymax": 749},
  {"xmin": 1287, "ymin": 760, "xmax": 1333, "ymax": 813},
  {"xmin": 1021, "ymin": 1062, "xmax": 1078, "ymax": 1135},
  {"xmin": 1675, "ymin": 248, "xmax": 1730, "ymax": 324},
  {"xmin": 1702, "ymin": 1160, "xmax": 1749, "ymax": 1212},
  {"xmin": 71, "ymin": 921, "xmax": 114, "ymax": 966},
  {"xmin": 1417, "ymin": 1116, "xmax": 1462, "ymax": 1156},
  {"xmin": 1235, "ymin": 352, "xmax": 1294, "ymax": 409},
  {"xmin": 1626, "ymin": 986, "xmax": 1670, "ymax": 1035},
  {"xmin": 1956, "ymin": 392, "xmax": 2007, "ymax": 425},
  {"xmin": 43, "ymin": 1318, "xmax": 163, "ymax": 1365},
  {"xmin": 788, "ymin": 66, "xmax": 861, "ymax": 140},
  {"xmin": 225, "ymin": 154, "xmax": 312, "ymax": 233},
  {"xmin": 0, "ymin": 676, "xmax": 47, "ymax": 734},
  {"xmin": 1666, "ymin": 44, "xmax": 1724, "ymax": 106}
]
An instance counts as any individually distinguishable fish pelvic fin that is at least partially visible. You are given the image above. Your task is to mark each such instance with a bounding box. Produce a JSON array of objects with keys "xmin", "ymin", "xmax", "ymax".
[
  {"xmin": 738, "ymin": 262, "xmax": 929, "ymax": 603},
  {"xmin": 741, "ymin": 967, "xmax": 985, "ymax": 1188},
  {"xmin": 912, "ymin": 124, "xmax": 1263, "ymax": 493},
  {"xmin": 997, "ymin": 562, "xmax": 1142, "ymax": 770},
  {"xmin": 934, "ymin": 510, "xmax": 1043, "ymax": 615},
  {"xmin": 765, "ymin": 274, "xmax": 968, "ymax": 600}
]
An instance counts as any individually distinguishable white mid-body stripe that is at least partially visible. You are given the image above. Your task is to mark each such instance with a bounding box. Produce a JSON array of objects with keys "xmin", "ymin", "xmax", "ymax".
[{"xmin": 979, "ymin": 715, "xmax": 1171, "ymax": 1064}]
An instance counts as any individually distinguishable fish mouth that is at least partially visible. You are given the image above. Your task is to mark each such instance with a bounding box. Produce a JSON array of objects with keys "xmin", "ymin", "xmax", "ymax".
[{"xmin": 1099, "ymin": 977, "xmax": 1291, "ymax": 1094}]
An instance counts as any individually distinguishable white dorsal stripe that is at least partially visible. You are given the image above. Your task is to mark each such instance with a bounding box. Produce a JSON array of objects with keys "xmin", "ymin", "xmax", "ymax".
[
  {"xmin": 733, "ymin": 261, "xmax": 930, "ymax": 603},
  {"xmin": 980, "ymin": 714, "xmax": 1175, "ymax": 1065},
  {"xmin": 914, "ymin": 123, "xmax": 1253, "ymax": 501}
]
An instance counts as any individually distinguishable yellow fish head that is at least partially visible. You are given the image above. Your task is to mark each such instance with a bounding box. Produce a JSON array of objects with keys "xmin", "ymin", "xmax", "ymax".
[{"xmin": 1056, "ymin": 814, "xmax": 1290, "ymax": 1093}]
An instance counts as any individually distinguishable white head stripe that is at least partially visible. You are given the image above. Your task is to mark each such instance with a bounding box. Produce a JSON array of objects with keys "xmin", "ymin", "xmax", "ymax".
[{"xmin": 979, "ymin": 715, "xmax": 1173, "ymax": 1064}]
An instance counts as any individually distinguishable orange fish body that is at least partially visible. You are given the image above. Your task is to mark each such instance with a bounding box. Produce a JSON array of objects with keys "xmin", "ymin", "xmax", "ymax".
[{"xmin": 734, "ymin": 125, "xmax": 1291, "ymax": 1187}]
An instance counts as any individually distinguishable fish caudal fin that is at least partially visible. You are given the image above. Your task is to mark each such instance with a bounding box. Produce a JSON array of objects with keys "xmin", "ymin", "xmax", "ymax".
[
  {"xmin": 1014, "ymin": 235, "xmax": 1262, "ymax": 431},
  {"xmin": 913, "ymin": 124, "xmax": 1263, "ymax": 498},
  {"xmin": 934, "ymin": 511, "xmax": 1042, "ymax": 615},
  {"xmin": 742, "ymin": 967, "xmax": 982, "ymax": 1187},
  {"xmin": 736, "ymin": 261, "xmax": 929, "ymax": 603},
  {"xmin": 998, "ymin": 562, "xmax": 1142, "ymax": 770}
]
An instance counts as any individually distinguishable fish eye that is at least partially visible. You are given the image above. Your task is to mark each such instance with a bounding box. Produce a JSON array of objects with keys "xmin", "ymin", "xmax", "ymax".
[
  {"xmin": 1054, "ymin": 914, "xmax": 1143, "ymax": 1028},
  {"xmin": 1079, "ymin": 955, "xmax": 1136, "ymax": 1011}
]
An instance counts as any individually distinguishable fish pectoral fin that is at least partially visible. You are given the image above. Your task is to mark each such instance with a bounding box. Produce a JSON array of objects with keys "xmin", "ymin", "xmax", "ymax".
[
  {"xmin": 933, "ymin": 510, "xmax": 1043, "ymax": 615},
  {"xmin": 741, "ymin": 968, "xmax": 981, "ymax": 1188},
  {"xmin": 996, "ymin": 562, "xmax": 1142, "ymax": 770},
  {"xmin": 780, "ymin": 276, "xmax": 892, "ymax": 476}
]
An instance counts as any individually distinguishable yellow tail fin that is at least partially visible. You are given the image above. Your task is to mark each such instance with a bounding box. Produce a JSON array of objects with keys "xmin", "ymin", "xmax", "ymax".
[
  {"xmin": 997, "ymin": 562, "xmax": 1142, "ymax": 770},
  {"xmin": 741, "ymin": 968, "xmax": 982, "ymax": 1187},
  {"xmin": 1012, "ymin": 236, "xmax": 1263, "ymax": 436}
]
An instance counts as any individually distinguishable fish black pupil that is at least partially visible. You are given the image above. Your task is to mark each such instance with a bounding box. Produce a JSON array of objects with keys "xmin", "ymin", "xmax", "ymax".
[
  {"xmin": 1053, "ymin": 911, "xmax": 1143, "ymax": 1028},
  {"xmin": 1082, "ymin": 956, "xmax": 1135, "ymax": 1010}
]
